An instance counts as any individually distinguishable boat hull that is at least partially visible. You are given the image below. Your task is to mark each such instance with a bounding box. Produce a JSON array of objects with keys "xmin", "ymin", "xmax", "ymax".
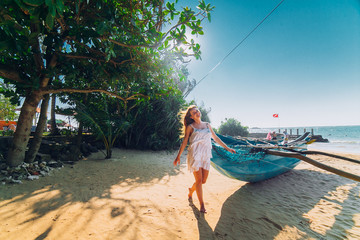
[
  {"xmin": 211, "ymin": 151, "xmax": 301, "ymax": 182},
  {"xmin": 211, "ymin": 134, "xmax": 305, "ymax": 182}
]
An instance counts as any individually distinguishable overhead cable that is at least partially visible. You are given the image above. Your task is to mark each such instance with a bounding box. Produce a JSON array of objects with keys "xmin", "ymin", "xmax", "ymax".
[{"xmin": 184, "ymin": 0, "xmax": 285, "ymax": 97}]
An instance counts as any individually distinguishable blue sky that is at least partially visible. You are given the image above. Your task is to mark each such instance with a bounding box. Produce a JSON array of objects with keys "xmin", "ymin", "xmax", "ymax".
[{"xmin": 181, "ymin": 0, "xmax": 360, "ymax": 128}]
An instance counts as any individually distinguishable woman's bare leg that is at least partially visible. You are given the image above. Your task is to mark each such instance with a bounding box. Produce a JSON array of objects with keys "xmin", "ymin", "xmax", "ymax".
[
  {"xmin": 188, "ymin": 183, "xmax": 196, "ymax": 200},
  {"xmin": 201, "ymin": 168, "xmax": 209, "ymax": 184},
  {"xmin": 199, "ymin": 168, "xmax": 209, "ymax": 213},
  {"xmin": 192, "ymin": 169, "xmax": 207, "ymax": 213},
  {"xmin": 189, "ymin": 168, "xmax": 203, "ymax": 199}
]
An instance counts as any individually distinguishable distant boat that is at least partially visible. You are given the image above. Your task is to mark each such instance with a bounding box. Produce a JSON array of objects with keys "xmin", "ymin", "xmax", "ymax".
[{"xmin": 211, "ymin": 134, "xmax": 311, "ymax": 182}]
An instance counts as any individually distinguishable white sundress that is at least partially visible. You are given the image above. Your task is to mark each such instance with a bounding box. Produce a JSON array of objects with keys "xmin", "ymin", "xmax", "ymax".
[{"xmin": 187, "ymin": 124, "xmax": 213, "ymax": 173}]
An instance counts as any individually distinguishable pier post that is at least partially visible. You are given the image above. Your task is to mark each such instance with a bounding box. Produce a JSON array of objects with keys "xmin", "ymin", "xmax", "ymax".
[{"xmin": 297, "ymin": 129, "xmax": 299, "ymax": 135}]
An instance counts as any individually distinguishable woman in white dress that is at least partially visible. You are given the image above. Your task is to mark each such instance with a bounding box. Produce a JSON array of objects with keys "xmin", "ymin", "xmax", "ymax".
[{"xmin": 173, "ymin": 105, "xmax": 235, "ymax": 213}]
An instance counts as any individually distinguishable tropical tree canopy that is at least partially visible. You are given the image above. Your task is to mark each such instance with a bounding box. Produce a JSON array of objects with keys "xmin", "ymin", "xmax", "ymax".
[
  {"xmin": 0, "ymin": 0, "xmax": 214, "ymax": 166},
  {"xmin": 218, "ymin": 118, "xmax": 249, "ymax": 137},
  {"xmin": 1, "ymin": 0, "xmax": 213, "ymax": 98}
]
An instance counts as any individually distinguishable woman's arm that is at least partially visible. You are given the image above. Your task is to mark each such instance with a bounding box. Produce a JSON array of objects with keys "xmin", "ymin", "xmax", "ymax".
[
  {"xmin": 209, "ymin": 124, "xmax": 236, "ymax": 153},
  {"xmin": 173, "ymin": 126, "xmax": 193, "ymax": 166}
]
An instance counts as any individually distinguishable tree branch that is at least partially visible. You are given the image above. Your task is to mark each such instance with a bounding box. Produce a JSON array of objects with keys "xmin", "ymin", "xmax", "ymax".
[
  {"xmin": 60, "ymin": 53, "xmax": 132, "ymax": 66},
  {"xmin": 107, "ymin": 39, "xmax": 158, "ymax": 49},
  {"xmin": 0, "ymin": 66, "xmax": 24, "ymax": 83}
]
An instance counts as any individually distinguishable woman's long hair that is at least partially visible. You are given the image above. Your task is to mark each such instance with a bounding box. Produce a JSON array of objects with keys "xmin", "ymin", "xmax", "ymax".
[{"xmin": 179, "ymin": 105, "xmax": 197, "ymax": 138}]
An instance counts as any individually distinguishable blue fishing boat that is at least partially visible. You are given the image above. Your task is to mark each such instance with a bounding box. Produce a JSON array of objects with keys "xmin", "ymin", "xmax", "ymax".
[{"xmin": 211, "ymin": 134, "xmax": 310, "ymax": 182}]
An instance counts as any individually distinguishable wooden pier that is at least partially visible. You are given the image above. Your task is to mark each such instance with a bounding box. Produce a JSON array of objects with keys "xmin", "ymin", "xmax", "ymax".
[{"xmin": 249, "ymin": 128, "xmax": 329, "ymax": 142}]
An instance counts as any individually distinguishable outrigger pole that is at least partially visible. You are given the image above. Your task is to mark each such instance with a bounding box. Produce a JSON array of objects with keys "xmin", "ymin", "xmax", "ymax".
[{"xmin": 266, "ymin": 149, "xmax": 360, "ymax": 182}]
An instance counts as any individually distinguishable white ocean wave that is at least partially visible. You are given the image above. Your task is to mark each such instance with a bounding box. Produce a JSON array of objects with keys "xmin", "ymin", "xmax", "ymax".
[{"xmin": 329, "ymin": 140, "xmax": 360, "ymax": 145}]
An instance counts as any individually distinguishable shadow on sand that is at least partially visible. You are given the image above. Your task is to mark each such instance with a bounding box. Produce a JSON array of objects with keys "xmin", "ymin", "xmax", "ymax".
[
  {"xmin": 190, "ymin": 168, "xmax": 359, "ymax": 240},
  {"xmin": 0, "ymin": 149, "xmax": 181, "ymax": 239}
]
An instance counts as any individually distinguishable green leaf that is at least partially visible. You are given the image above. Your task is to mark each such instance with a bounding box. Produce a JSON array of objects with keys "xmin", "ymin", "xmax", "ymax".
[
  {"xmin": 23, "ymin": 0, "xmax": 45, "ymax": 7},
  {"xmin": 49, "ymin": 3, "xmax": 56, "ymax": 16},
  {"xmin": 14, "ymin": 0, "xmax": 37, "ymax": 12},
  {"xmin": 45, "ymin": 13, "xmax": 54, "ymax": 29},
  {"xmin": 166, "ymin": 2, "xmax": 171, "ymax": 9},
  {"xmin": 198, "ymin": 0, "xmax": 206, "ymax": 10},
  {"xmin": 96, "ymin": 22, "xmax": 106, "ymax": 35},
  {"xmin": 45, "ymin": 0, "xmax": 53, "ymax": 7},
  {"xmin": 56, "ymin": 0, "xmax": 65, "ymax": 15}
]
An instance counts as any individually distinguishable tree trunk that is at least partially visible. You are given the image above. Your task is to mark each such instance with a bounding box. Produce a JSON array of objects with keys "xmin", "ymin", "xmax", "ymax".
[
  {"xmin": 7, "ymin": 91, "xmax": 43, "ymax": 166},
  {"xmin": 6, "ymin": 51, "xmax": 56, "ymax": 166},
  {"xmin": 106, "ymin": 148, "xmax": 112, "ymax": 159},
  {"xmin": 50, "ymin": 94, "xmax": 60, "ymax": 135},
  {"xmin": 25, "ymin": 94, "xmax": 50, "ymax": 163},
  {"xmin": 76, "ymin": 121, "xmax": 83, "ymax": 148},
  {"xmin": 76, "ymin": 93, "xmax": 88, "ymax": 148}
]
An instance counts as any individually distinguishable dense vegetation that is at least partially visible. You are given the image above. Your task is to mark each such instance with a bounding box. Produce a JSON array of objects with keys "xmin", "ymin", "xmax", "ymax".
[
  {"xmin": 0, "ymin": 95, "xmax": 18, "ymax": 120},
  {"xmin": 0, "ymin": 0, "xmax": 214, "ymax": 166},
  {"xmin": 1, "ymin": 1, "xmax": 250, "ymax": 166},
  {"xmin": 218, "ymin": 118, "xmax": 249, "ymax": 137}
]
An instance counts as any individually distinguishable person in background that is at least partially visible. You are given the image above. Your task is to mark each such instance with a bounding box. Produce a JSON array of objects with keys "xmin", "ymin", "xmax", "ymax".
[
  {"xmin": 173, "ymin": 105, "xmax": 236, "ymax": 213},
  {"xmin": 282, "ymin": 130, "xmax": 289, "ymax": 144},
  {"xmin": 266, "ymin": 132, "xmax": 272, "ymax": 140},
  {"xmin": 271, "ymin": 131, "xmax": 277, "ymax": 140}
]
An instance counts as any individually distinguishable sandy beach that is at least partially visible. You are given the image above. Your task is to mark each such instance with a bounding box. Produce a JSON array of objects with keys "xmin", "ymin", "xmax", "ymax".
[{"xmin": 0, "ymin": 148, "xmax": 359, "ymax": 240}]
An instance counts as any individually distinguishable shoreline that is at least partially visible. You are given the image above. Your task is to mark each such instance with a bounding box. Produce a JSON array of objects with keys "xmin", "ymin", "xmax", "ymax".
[
  {"xmin": 309, "ymin": 142, "xmax": 360, "ymax": 155},
  {"xmin": 0, "ymin": 149, "xmax": 359, "ymax": 239}
]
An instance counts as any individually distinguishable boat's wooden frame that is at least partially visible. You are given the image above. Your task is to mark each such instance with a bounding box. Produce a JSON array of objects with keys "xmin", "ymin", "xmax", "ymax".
[{"xmin": 211, "ymin": 134, "xmax": 360, "ymax": 183}]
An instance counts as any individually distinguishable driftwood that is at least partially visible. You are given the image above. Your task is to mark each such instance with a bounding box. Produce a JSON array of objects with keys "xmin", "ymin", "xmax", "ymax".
[{"xmin": 266, "ymin": 149, "xmax": 360, "ymax": 182}]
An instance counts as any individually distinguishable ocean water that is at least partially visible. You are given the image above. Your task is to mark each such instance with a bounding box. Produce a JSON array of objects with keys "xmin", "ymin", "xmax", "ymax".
[{"xmin": 249, "ymin": 125, "xmax": 360, "ymax": 154}]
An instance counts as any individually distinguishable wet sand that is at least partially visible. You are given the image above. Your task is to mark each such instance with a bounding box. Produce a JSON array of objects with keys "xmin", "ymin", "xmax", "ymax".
[{"xmin": 0, "ymin": 149, "xmax": 359, "ymax": 239}]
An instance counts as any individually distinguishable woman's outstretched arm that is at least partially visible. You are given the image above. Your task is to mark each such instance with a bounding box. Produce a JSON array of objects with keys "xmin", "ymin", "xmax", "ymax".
[{"xmin": 209, "ymin": 124, "xmax": 236, "ymax": 153}]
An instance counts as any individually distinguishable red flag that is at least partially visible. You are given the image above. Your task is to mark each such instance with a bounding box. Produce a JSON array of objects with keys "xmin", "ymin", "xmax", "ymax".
[{"xmin": 273, "ymin": 114, "xmax": 279, "ymax": 118}]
